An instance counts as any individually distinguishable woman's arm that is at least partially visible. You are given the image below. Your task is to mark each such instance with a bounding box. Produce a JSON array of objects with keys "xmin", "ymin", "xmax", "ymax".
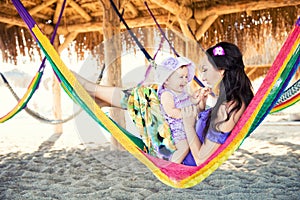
[
  {"xmin": 182, "ymin": 106, "xmax": 225, "ymax": 166},
  {"xmin": 182, "ymin": 101, "xmax": 246, "ymax": 166},
  {"xmin": 182, "ymin": 106, "xmax": 203, "ymax": 164}
]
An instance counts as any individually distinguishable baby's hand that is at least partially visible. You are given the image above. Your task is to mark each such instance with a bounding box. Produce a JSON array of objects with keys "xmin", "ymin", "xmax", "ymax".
[
  {"xmin": 191, "ymin": 87, "xmax": 211, "ymax": 111},
  {"xmin": 191, "ymin": 87, "xmax": 210, "ymax": 103},
  {"xmin": 190, "ymin": 90, "xmax": 200, "ymax": 104}
]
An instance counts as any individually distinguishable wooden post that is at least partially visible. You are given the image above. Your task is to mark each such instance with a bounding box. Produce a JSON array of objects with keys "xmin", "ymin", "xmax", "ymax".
[
  {"xmin": 102, "ymin": 0, "xmax": 125, "ymax": 151},
  {"xmin": 52, "ymin": 36, "xmax": 63, "ymax": 134}
]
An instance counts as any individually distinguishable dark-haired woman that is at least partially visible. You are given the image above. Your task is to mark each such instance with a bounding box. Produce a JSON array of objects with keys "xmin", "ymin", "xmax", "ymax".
[{"xmin": 181, "ymin": 42, "xmax": 254, "ymax": 166}]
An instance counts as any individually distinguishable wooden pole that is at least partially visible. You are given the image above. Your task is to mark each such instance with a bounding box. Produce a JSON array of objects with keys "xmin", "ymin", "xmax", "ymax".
[
  {"xmin": 102, "ymin": 0, "xmax": 125, "ymax": 151},
  {"xmin": 52, "ymin": 36, "xmax": 63, "ymax": 134}
]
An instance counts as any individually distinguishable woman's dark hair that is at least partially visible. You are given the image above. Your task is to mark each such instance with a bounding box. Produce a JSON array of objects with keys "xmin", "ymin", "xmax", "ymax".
[{"xmin": 205, "ymin": 42, "xmax": 254, "ymax": 133}]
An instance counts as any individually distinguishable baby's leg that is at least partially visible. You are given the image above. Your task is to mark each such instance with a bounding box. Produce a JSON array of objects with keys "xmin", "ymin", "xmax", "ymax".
[
  {"xmin": 170, "ymin": 139, "xmax": 190, "ymax": 163},
  {"xmin": 73, "ymin": 71, "xmax": 124, "ymax": 108}
]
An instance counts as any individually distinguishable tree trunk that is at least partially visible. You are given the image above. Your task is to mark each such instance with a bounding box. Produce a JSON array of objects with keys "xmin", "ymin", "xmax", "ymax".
[{"xmin": 102, "ymin": 0, "xmax": 125, "ymax": 151}]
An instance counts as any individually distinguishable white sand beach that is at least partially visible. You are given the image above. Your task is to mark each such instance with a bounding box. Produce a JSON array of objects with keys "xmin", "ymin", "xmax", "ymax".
[{"xmin": 0, "ymin": 106, "xmax": 299, "ymax": 199}]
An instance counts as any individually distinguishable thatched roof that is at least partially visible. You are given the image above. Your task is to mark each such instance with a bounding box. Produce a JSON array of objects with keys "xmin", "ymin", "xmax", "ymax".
[{"xmin": 0, "ymin": 0, "xmax": 299, "ymax": 79}]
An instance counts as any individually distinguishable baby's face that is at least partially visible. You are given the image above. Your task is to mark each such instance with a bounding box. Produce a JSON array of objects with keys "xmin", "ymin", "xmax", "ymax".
[{"xmin": 165, "ymin": 66, "xmax": 189, "ymax": 93}]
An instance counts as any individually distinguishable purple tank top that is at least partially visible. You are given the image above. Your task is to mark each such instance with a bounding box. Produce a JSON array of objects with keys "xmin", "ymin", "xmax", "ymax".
[{"xmin": 182, "ymin": 108, "xmax": 230, "ymax": 166}]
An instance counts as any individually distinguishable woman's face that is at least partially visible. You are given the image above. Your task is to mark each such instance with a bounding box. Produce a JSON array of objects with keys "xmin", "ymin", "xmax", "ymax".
[{"xmin": 200, "ymin": 57, "xmax": 224, "ymax": 89}]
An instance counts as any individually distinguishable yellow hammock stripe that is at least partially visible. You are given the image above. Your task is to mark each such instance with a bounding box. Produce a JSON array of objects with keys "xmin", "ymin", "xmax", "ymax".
[
  {"xmin": 0, "ymin": 72, "xmax": 40, "ymax": 123},
  {"xmin": 270, "ymin": 93, "xmax": 300, "ymax": 113}
]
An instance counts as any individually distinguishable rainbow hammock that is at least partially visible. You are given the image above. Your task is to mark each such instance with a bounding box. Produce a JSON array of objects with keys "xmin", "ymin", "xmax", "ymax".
[
  {"xmin": 12, "ymin": 0, "xmax": 300, "ymax": 188},
  {"xmin": 0, "ymin": 0, "xmax": 67, "ymax": 123},
  {"xmin": 270, "ymin": 79, "xmax": 300, "ymax": 113},
  {"xmin": 0, "ymin": 70, "xmax": 43, "ymax": 123}
]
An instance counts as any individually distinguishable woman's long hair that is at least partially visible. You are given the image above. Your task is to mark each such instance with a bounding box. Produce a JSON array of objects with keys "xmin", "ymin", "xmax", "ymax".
[{"xmin": 205, "ymin": 42, "xmax": 254, "ymax": 133}]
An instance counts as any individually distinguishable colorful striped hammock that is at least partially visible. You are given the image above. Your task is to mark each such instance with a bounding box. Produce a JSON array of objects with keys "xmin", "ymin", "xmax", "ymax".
[
  {"xmin": 0, "ymin": 0, "xmax": 67, "ymax": 123},
  {"xmin": 0, "ymin": 70, "xmax": 43, "ymax": 123},
  {"xmin": 12, "ymin": 0, "xmax": 300, "ymax": 188},
  {"xmin": 270, "ymin": 79, "xmax": 300, "ymax": 113},
  {"xmin": 0, "ymin": 72, "xmax": 82, "ymax": 124}
]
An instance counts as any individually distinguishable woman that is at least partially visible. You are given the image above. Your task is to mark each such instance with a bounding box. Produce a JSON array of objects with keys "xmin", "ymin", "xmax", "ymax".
[{"xmin": 181, "ymin": 42, "xmax": 254, "ymax": 166}]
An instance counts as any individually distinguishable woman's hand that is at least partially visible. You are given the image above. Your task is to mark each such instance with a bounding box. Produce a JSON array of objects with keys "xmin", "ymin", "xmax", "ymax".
[{"xmin": 182, "ymin": 105, "xmax": 198, "ymax": 132}]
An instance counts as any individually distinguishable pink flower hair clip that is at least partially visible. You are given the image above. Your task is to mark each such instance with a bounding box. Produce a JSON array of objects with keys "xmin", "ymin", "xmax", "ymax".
[{"xmin": 213, "ymin": 46, "xmax": 225, "ymax": 56}]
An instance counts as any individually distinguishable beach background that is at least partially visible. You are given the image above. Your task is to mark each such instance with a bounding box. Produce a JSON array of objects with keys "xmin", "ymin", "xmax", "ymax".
[{"xmin": 0, "ymin": 64, "xmax": 299, "ymax": 199}]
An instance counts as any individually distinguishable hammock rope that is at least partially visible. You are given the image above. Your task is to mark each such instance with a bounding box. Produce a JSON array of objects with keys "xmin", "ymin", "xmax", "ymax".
[
  {"xmin": 11, "ymin": 0, "xmax": 300, "ymax": 188},
  {"xmin": 0, "ymin": 72, "xmax": 82, "ymax": 124},
  {"xmin": 0, "ymin": 0, "xmax": 76, "ymax": 124},
  {"xmin": 0, "ymin": 70, "xmax": 42, "ymax": 122},
  {"xmin": 144, "ymin": 1, "xmax": 205, "ymax": 88},
  {"xmin": 270, "ymin": 78, "xmax": 300, "ymax": 113}
]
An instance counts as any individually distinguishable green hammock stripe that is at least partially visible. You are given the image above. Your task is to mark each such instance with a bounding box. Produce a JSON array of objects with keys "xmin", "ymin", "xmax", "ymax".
[
  {"xmin": 249, "ymin": 44, "xmax": 299, "ymax": 133},
  {"xmin": 1, "ymin": 71, "xmax": 42, "ymax": 122}
]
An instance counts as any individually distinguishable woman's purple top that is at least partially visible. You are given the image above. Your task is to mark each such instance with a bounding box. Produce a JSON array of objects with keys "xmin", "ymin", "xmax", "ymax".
[{"xmin": 182, "ymin": 108, "xmax": 230, "ymax": 166}]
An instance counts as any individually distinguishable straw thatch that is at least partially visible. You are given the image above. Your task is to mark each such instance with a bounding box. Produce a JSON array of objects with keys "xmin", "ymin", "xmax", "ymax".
[{"xmin": 0, "ymin": 0, "xmax": 299, "ymax": 80}]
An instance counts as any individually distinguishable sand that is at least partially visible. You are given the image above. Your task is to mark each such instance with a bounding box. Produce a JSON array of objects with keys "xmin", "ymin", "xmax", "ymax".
[{"xmin": 0, "ymin": 110, "xmax": 300, "ymax": 199}]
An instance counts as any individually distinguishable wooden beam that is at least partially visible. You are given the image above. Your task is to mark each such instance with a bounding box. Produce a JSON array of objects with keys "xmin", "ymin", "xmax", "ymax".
[
  {"xmin": 53, "ymin": 0, "xmax": 66, "ymax": 24},
  {"xmin": 5, "ymin": 0, "xmax": 56, "ymax": 28},
  {"xmin": 29, "ymin": 0, "xmax": 57, "ymax": 16},
  {"xmin": 6, "ymin": 0, "xmax": 57, "ymax": 29},
  {"xmin": 245, "ymin": 64, "xmax": 273, "ymax": 80},
  {"xmin": 151, "ymin": 0, "xmax": 193, "ymax": 20},
  {"xmin": 58, "ymin": 32, "xmax": 78, "ymax": 53},
  {"xmin": 151, "ymin": 0, "xmax": 194, "ymax": 40},
  {"xmin": 194, "ymin": 0, "xmax": 300, "ymax": 22},
  {"xmin": 68, "ymin": 0, "xmax": 92, "ymax": 22},
  {"xmin": 177, "ymin": 18, "xmax": 195, "ymax": 40},
  {"xmin": 0, "ymin": 14, "xmax": 28, "ymax": 27},
  {"xmin": 64, "ymin": 15, "xmax": 169, "ymax": 33},
  {"xmin": 0, "ymin": 14, "xmax": 169, "ymax": 36},
  {"xmin": 165, "ymin": 23, "xmax": 187, "ymax": 41},
  {"xmin": 246, "ymin": 67, "xmax": 257, "ymax": 78},
  {"xmin": 0, "ymin": 14, "xmax": 55, "ymax": 35},
  {"xmin": 124, "ymin": 2, "xmax": 139, "ymax": 18},
  {"xmin": 122, "ymin": 15, "xmax": 168, "ymax": 28},
  {"xmin": 195, "ymin": 14, "xmax": 218, "ymax": 40}
]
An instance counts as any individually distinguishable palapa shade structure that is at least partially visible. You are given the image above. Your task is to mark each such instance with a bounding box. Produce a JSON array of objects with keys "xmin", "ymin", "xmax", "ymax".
[{"xmin": 0, "ymin": 0, "xmax": 299, "ymax": 80}]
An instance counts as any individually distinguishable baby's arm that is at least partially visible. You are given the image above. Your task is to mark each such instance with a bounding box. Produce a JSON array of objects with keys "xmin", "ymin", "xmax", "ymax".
[
  {"xmin": 191, "ymin": 87, "xmax": 211, "ymax": 111},
  {"xmin": 160, "ymin": 91, "xmax": 182, "ymax": 119}
]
